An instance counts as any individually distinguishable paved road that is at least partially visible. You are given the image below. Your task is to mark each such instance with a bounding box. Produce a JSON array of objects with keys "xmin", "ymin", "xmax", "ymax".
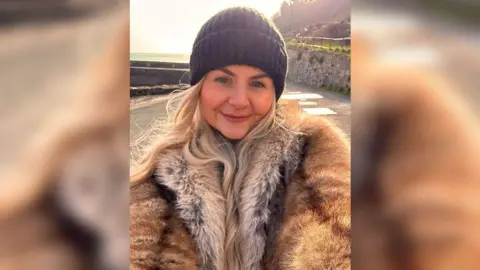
[{"xmin": 130, "ymin": 80, "xmax": 351, "ymax": 150}]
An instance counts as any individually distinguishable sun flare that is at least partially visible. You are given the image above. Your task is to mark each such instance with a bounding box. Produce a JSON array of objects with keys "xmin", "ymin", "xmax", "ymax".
[{"xmin": 131, "ymin": 0, "xmax": 286, "ymax": 54}]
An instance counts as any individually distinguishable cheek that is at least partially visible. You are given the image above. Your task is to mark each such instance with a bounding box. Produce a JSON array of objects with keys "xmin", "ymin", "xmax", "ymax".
[
  {"xmin": 200, "ymin": 83, "xmax": 226, "ymax": 119},
  {"xmin": 251, "ymin": 90, "xmax": 274, "ymax": 117}
]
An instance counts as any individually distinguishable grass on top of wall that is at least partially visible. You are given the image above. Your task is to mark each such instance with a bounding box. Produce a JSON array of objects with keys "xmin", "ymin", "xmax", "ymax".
[{"xmin": 286, "ymin": 40, "xmax": 351, "ymax": 57}]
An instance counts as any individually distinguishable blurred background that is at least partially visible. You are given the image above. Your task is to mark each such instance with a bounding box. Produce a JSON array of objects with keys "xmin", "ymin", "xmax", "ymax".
[
  {"xmin": 353, "ymin": 0, "xmax": 480, "ymax": 113},
  {"xmin": 0, "ymin": 1, "xmax": 130, "ymax": 269},
  {"xmin": 352, "ymin": 1, "xmax": 480, "ymax": 269}
]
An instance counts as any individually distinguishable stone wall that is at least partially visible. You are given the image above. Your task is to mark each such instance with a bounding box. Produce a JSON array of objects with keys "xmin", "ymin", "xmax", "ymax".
[
  {"xmin": 130, "ymin": 61, "xmax": 190, "ymax": 87},
  {"xmin": 287, "ymin": 48, "xmax": 350, "ymax": 94},
  {"xmin": 130, "ymin": 84, "xmax": 189, "ymax": 97}
]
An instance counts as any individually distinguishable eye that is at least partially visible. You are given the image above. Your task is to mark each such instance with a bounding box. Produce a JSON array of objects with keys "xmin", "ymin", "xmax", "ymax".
[
  {"xmin": 214, "ymin": 76, "xmax": 231, "ymax": 84},
  {"xmin": 250, "ymin": 81, "xmax": 266, "ymax": 88}
]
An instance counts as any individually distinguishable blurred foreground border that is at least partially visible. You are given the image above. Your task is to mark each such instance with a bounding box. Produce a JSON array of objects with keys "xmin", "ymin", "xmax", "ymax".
[
  {"xmin": 0, "ymin": 1, "xmax": 130, "ymax": 270},
  {"xmin": 352, "ymin": 1, "xmax": 480, "ymax": 270}
]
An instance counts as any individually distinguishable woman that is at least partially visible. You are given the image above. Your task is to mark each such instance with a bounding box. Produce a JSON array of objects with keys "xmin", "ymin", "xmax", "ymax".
[{"xmin": 130, "ymin": 6, "xmax": 351, "ymax": 270}]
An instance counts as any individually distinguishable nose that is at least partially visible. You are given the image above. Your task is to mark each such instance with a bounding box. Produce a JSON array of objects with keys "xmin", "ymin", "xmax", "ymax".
[{"xmin": 228, "ymin": 85, "xmax": 249, "ymax": 107}]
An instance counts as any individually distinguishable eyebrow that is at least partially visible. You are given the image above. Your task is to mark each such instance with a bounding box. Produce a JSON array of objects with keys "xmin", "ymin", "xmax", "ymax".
[{"xmin": 218, "ymin": 67, "xmax": 269, "ymax": 80}]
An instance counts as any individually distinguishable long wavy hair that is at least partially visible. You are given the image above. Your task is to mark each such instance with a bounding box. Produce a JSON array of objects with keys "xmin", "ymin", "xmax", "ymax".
[{"xmin": 130, "ymin": 76, "xmax": 286, "ymax": 269}]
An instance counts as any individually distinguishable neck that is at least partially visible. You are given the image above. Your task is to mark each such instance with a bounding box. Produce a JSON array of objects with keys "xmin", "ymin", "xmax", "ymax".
[{"xmin": 211, "ymin": 127, "xmax": 243, "ymax": 148}]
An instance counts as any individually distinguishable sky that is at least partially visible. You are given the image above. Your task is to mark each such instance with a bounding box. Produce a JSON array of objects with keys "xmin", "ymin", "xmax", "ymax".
[{"xmin": 130, "ymin": 0, "xmax": 285, "ymax": 54}]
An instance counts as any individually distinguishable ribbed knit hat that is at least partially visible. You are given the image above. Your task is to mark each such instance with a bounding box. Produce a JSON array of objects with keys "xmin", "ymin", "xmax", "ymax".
[{"xmin": 189, "ymin": 6, "xmax": 288, "ymax": 101}]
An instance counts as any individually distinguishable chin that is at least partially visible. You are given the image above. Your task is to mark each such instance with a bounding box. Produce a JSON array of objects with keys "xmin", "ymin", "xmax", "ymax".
[{"xmin": 218, "ymin": 128, "xmax": 248, "ymax": 140}]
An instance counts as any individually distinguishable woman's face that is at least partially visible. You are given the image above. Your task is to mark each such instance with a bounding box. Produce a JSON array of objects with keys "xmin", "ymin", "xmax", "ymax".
[{"xmin": 200, "ymin": 65, "xmax": 275, "ymax": 140}]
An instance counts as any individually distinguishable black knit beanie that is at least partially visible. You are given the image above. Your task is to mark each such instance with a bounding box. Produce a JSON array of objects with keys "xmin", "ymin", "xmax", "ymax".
[{"xmin": 189, "ymin": 6, "xmax": 288, "ymax": 101}]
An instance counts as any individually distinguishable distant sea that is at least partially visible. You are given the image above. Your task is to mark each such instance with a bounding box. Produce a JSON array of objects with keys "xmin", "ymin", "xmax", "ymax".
[{"xmin": 130, "ymin": 52, "xmax": 190, "ymax": 63}]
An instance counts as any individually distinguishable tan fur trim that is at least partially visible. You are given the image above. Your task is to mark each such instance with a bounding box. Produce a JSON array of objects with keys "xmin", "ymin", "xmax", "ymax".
[
  {"xmin": 130, "ymin": 177, "xmax": 198, "ymax": 269},
  {"xmin": 155, "ymin": 150, "xmax": 226, "ymax": 269},
  {"xmin": 270, "ymin": 114, "xmax": 351, "ymax": 270}
]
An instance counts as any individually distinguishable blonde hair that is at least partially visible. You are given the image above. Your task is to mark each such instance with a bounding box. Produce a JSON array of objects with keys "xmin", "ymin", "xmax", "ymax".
[{"xmin": 131, "ymin": 77, "xmax": 284, "ymax": 269}]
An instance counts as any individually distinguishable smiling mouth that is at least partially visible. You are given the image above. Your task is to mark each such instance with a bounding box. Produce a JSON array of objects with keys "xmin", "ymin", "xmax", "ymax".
[{"xmin": 221, "ymin": 113, "xmax": 251, "ymax": 122}]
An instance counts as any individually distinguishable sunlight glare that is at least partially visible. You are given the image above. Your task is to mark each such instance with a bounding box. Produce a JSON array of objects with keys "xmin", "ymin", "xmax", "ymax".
[{"xmin": 131, "ymin": 0, "xmax": 286, "ymax": 54}]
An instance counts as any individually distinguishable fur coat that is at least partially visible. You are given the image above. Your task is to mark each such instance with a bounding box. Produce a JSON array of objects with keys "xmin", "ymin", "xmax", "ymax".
[{"xmin": 130, "ymin": 111, "xmax": 351, "ymax": 270}]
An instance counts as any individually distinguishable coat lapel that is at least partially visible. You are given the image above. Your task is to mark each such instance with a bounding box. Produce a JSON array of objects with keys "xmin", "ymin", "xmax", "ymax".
[
  {"xmin": 238, "ymin": 128, "xmax": 304, "ymax": 269},
  {"xmin": 154, "ymin": 127, "xmax": 305, "ymax": 269},
  {"xmin": 154, "ymin": 150, "xmax": 226, "ymax": 269}
]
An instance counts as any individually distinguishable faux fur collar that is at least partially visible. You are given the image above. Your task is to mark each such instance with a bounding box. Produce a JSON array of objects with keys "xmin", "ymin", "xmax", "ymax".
[{"xmin": 153, "ymin": 121, "xmax": 307, "ymax": 269}]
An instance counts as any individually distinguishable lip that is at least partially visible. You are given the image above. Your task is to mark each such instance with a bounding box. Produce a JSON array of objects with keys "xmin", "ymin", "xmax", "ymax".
[{"xmin": 221, "ymin": 113, "xmax": 251, "ymax": 122}]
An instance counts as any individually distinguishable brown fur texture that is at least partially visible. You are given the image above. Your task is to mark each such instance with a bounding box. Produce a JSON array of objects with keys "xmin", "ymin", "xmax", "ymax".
[
  {"xmin": 271, "ymin": 114, "xmax": 351, "ymax": 270},
  {"xmin": 130, "ymin": 111, "xmax": 351, "ymax": 270},
  {"xmin": 130, "ymin": 178, "xmax": 199, "ymax": 269}
]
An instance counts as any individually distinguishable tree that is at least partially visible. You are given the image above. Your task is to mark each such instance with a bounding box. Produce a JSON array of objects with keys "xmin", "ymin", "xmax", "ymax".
[{"xmin": 272, "ymin": 0, "xmax": 350, "ymax": 37}]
